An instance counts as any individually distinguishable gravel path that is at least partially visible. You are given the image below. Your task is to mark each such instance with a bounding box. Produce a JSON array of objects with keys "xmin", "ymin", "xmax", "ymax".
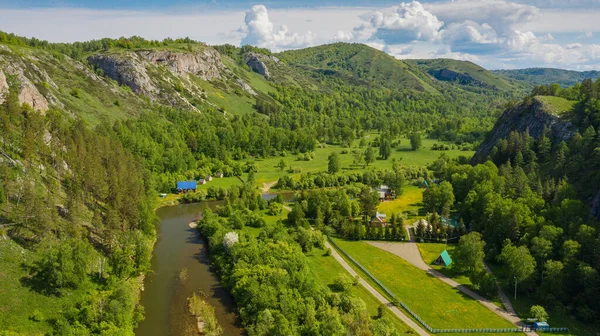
[{"xmin": 366, "ymin": 240, "xmax": 536, "ymax": 335}]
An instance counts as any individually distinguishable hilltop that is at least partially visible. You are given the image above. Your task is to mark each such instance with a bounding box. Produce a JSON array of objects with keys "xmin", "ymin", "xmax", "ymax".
[{"xmin": 493, "ymin": 68, "xmax": 600, "ymax": 87}]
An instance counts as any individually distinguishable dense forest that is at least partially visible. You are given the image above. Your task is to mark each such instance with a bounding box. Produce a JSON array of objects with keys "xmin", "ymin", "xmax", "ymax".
[{"xmin": 431, "ymin": 78, "xmax": 600, "ymax": 323}]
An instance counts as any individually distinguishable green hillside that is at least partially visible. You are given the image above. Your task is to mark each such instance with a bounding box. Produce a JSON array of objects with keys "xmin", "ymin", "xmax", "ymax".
[
  {"xmin": 493, "ymin": 68, "xmax": 600, "ymax": 87},
  {"xmin": 408, "ymin": 58, "xmax": 525, "ymax": 92},
  {"xmin": 278, "ymin": 43, "xmax": 438, "ymax": 93}
]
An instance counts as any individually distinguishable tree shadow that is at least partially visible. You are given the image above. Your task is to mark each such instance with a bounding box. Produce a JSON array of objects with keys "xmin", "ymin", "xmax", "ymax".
[{"xmin": 19, "ymin": 265, "xmax": 61, "ymax": 297}]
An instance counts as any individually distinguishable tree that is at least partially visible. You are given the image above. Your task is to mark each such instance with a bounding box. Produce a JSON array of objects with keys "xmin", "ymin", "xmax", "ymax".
[
  {"xmin": 364, "ymin": 147, "xmax": 375, "ymax": 166},
  {"xmin": 409, "ymin": 132, "xmax": 421, "ymax": 151},
  {"xmin": 529, "ymin": 305, "xmax": 549, "ymax": 322},
  {"xmin": 277, "ymin": 158, "xmax": 287, "ymax": 171},
  {"xmin": 379, "ymin": 137, "xmax": 392, "ymax": 160},
  {"xmin": 359, "ymin": 186, "xmax": 379, "ymax": 221},
  {"xmin": 328, "ymin": 152, "xmax": 340, "ymax": 174},
  {"xmin": 288, "ymin": 204, "xmax": 305, "ymax": 227},
  {"xmin": 530, "ymin": 237, "xmax": 552, "ymax": 281},
  {"xmin": 498, "ymin": 241, "xmax": 536, "ymax": 298},
  {"xmin": 422, "ymin": 181, "xmax": 455, "ymax": 216},
  {"xmin": 453, "ymin": 232, "xmax": 486, "ymax": 275}
]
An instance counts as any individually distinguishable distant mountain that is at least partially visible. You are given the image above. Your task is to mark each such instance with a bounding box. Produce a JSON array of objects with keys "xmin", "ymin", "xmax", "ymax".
[
  {"xmin": 407, "ymin": 58, "xmax": 529, "ymax": 93},
  {"xmin": 492, "ymin": 68, "xmax": 600, "ymax": 87}
]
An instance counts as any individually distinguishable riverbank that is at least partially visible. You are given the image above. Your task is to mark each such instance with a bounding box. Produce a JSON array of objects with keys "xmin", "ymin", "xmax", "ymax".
[{"xmin": 135, "ymin": 201, "xmax": 243, "ymax": 336}]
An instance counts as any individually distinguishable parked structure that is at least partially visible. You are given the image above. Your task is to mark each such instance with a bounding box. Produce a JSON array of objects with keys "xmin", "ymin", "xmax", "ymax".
[
  {"xmin": 176, "ymin": 181, "xmax": 197, "ymax": 193},
  {"xmin": 433, "ymin": 250, "xmax": 452, "ymax": 266}
]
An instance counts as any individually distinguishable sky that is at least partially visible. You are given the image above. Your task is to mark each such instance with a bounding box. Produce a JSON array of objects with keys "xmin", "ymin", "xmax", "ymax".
[{"xmin": 1, "ymin": 0, "xmax": 600, "ymax": 70}]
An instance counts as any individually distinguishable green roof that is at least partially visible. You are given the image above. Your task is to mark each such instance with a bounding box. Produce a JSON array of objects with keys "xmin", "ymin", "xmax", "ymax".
[{"xmin": 438, "ymin": 250, "xmax": 453, "ymax": 266}]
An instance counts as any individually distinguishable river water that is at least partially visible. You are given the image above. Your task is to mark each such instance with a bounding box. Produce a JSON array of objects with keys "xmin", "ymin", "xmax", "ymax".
[{"xmin": 135, "ymin": 201, "xmax": 243, "ymax": 336}]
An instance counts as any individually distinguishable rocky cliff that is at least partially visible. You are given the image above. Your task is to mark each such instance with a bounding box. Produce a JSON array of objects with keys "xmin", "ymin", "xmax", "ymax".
[
  {"xmin": 245, "ymin": 52, "xmax": 280, "ymax": 79},
  {"xmin": 472, "ymin": 96, "xmax": 575, "ymax": 163}
]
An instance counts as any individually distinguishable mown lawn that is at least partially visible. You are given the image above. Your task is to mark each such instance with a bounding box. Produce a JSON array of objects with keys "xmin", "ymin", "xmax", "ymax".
[
  {"xmin": 331, "ymin": 238, "xmax": 517, "ymax": 330},
  {"xmin": 304, "ymin": 247, "xmax": 413, "ymax": 334},
  {"xmin": 416, "ymin": 243, "xmax": 504, "ymax": 308}
]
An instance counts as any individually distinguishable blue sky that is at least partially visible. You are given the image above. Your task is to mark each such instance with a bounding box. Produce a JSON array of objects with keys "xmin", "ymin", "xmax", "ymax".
[{"xmin": 1, "ymin": 0, "xmax": 600, "ymax": 70}]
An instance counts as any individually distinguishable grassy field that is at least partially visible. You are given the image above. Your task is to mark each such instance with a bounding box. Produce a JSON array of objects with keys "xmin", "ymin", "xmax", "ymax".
[
  {"xmin": 254, "ymin": 136, "xmax": 472, "ymax": 185},
  {"xmin": 415, "ymin": 243, "xmax": 508, "ymax": 309},
  {"xmin": 0, "ymin": 236, "xmax": 92, "ymax": 334},
  {"xmin": 535, "ymin": 95, "xmax": 576, "ymax": 115},
  {"xmin": 331, "ymin": 238, "xmax": 517, "ymax": 330},
  {"xmin": 304, "ymin": 247, "xmax": 413, "ymax": 334},
  {"xmin": 377, "ymin": 185, "xmax": 424, "ymax": 219},
  {"xmin": 488, "ymin": 263, "xmax": 598, "ymax": 336}
]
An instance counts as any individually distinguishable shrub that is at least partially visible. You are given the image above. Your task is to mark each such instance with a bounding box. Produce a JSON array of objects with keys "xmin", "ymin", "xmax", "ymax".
[
  {"xmin": 69, "ymin": 88, "xmax": 81, "ymax": 98},
  {"xmin": 29, "ymin": 310, "xmax": 44, "ymax": 322}
]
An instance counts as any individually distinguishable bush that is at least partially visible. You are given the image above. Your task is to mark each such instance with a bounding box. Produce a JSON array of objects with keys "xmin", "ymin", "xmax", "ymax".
[
  {"xmin": 113, "ymin": 99, "xmax": 121, "ymax": 106},
  {"xmin": 29, "ymin": 310, "xmax": 44, "ymax": 322},
  {"xmin": 69, "ymin": 88, "xmax": 81, "ymax": 98},
  {"xmin": 324, "ymin": 248, "xmax": 332, "ymax": 256}
]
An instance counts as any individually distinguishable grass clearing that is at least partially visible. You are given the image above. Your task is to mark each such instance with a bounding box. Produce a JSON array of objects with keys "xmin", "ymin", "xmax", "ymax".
[
  {"xmin": 535, "ymin": 96, "xmax": 576, "ymax": 115},
  {"xmin": 417, "ymin": 243, "xmax": 504, "ymax": 309},
  {"xmin": 331, "ymin": 238, "xmax": 517, "ymax": 330},
  {"xmin": 0, "ymin": 237, "xmax": 94, "ymax": 334},
  {"xmin": 304, "ymin": 247, "xmax": 413, "ymax": 334},
  {"xmin": 377, "ymin": 185, "xmax": 424, "ymax": 219}
]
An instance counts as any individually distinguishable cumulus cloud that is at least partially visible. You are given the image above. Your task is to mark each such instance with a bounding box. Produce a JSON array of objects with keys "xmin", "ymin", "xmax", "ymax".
[
  {"xmin": 240, "ymin": 5, "xmax": 314, "ymax": 50},
  {"xmin": 442, "ymin": 21, "xmax": 502, "ymax": 54},
  {"xmin": 352, "ymin": 1, "xmax": 444, "ymax": 44},
  {"xmin": 427, "ymin": 0, "xmax": 539, "ymax": 35}
]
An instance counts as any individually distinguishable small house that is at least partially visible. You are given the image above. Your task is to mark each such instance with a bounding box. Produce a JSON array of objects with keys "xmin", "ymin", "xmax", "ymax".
[
  {"xmin": 433, "ymin": 250, "xmax": 452, "ymax": 266},
  {"xmin": 198, "ymin": 179, "xmax": 206, "ymax": 185},
  {"xmin": 177, "ymin": 181, "xmax": 197, "ymax": 193},
  {"xmin": 533, "ymin": 322, "xmax": 549, "ymax": 331},
  {"xmin": 216, "ymin": 172, "xmax": 224, "ymax": 178},
  {"xmin": 377, "ymin": 185, "xmax": 392, "ymax": 201},
  {"xmin": 369, "ymin": 212, "xmax": 387, "ymax": 227},
  {"xmin": 206, "ymin": 175, "xmax": 213, "ymax": 181}
]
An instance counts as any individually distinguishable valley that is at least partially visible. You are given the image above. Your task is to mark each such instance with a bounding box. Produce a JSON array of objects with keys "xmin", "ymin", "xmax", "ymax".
[{"xmin": 0, "ymin": 29, "xmax": 599, "ymax": 336}]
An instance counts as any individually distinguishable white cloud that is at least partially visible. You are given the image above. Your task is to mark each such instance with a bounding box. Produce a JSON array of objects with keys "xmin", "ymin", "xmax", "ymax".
[
  {"xmin": 240, "ymin": 5, "xmax": 314, "ymax": 50},
  {"xmin": 577, "ymin": 32, "xmax": 593, "ymax": 39},
  {"xmin": 353, "ymin": 1, "xmax": 444, "ymax": 44},
  {"xmin": 442, "ymin": 21, "xmax": 502, "ymax": 54},
  {"xmin": 426, "ymin": 0, "xmax": 539, "ymax": 35}
]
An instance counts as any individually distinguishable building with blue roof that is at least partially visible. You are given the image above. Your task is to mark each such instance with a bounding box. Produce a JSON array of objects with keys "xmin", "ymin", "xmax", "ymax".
[{"xmin": 176, "ymin": 181, "xmax": 197, "ymax": 193}]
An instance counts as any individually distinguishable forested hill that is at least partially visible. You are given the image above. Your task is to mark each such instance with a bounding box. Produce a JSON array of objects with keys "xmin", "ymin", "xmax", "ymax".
[
  {"xmin": 493, "ymin": 68, "xmax": 600, "ymax": 87},
  {"xmin": 408, "ymin": 58, "xmax": 529, "ymax": 93},
  {"xmin": 0, "ymin": 31, "xmax": 551, "ymax": 335}
]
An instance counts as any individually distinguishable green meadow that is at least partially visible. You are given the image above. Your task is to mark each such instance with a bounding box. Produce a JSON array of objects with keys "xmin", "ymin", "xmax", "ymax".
[{"xmin": 331, "ymin": 238, "xmax": 517, "ymax": 331}]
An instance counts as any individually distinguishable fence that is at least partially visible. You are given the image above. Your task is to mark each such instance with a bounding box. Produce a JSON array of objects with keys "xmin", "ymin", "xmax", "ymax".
[{"xmin": 327, "ymin": 236, "xmax": 569, "ymax": 334}]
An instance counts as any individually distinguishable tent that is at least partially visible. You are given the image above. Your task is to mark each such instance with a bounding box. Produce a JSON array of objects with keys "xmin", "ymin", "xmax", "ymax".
[{"xmin": 433, "ymin": 250, "xmax": 452, "ymax": 266}]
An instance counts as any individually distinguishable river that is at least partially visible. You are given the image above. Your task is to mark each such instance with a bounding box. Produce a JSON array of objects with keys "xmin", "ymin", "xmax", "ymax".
[{"xmin": 135, "ymin": 201, "xmax": 243, "ymax": 336}]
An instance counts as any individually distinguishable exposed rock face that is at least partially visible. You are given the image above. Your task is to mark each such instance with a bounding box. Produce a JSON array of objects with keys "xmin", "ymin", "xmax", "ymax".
[
  {"xmin": 137, "ymin": 49, "xmax": 224, "ymax": 80},
  {"xmin": 2, "ymin": 63, "xmax": 50, "ymax": 114},
  {"xmin": 236, "ymin": 78, "xmax": 256, "ymax": 96},
  {"xmin": 472, "ymin": 97, "xmax": 575, "ymax": 163},
  {"xmin": 245, "ymin": 52, "xmax": 270, "ymax": 79},
  {"xmin": 18, "ymin": 81, "xmax": 49, "ymax": 113},
  {"xmin": 87, "ymin": 53, "xmax": 158, "ymax": 96},
  {"xmin": 0, "ymin": 70, "xmax": 8, "ymax": 104},
  {"xmin": 87, "ymin": 48, "xmax": 226, "ymax": 100}
]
